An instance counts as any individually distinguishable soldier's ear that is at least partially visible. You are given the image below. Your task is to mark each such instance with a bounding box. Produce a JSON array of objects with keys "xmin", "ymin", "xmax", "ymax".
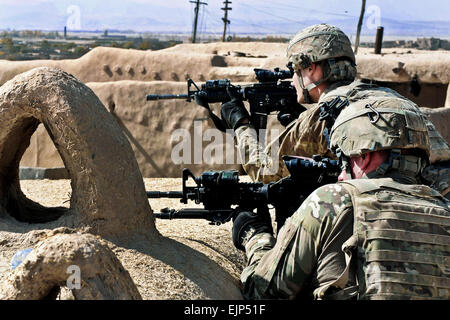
[
  {"xmin": 309, "ymin": 62, "xmax": 323, "ymax": 79},
  {"xmin": 350, "ymin": 153, "xmax": 372, "ymax": 176},
  {"xmin": 361, "ymin": 152, "xmax": 372, "ymax": 169}
]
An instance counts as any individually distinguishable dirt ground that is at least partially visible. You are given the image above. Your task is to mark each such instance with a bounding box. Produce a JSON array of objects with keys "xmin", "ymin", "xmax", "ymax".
[{"xmin": 0, "ymin": 177, "xmax": 251, "ymax": 299}]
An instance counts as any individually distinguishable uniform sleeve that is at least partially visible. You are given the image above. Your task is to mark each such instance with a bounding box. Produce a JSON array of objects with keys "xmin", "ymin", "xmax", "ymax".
[
  {"xmin": 235, "ymin": 104, "xmax": 335, "ymax": 184},
  {"xmin": 425, "ymin": 117, "xmax": 450, "ymax": 163},
  {"xmin": 235, "ymin": 124, "xmax": 287, "ymax": 183},
  {"xmin": 422, "ymin": 119, "xmax": 450, "ymax": 197},
  {"xmin": 240, "ymin": 184, "xmax": 353, "ymax": 300}
]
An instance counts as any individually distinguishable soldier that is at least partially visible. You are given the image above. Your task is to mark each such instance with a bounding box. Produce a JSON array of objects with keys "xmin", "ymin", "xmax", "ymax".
[
  {"xmin": 219, "ymin": 23, "xmax": 450, "ymax": 198},
  {"xmin": 231, "ymin": 95, "xmax": 450, "ymax": 300}
]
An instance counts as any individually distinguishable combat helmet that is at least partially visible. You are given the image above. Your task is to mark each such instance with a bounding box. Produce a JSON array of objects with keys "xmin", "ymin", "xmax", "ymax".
[
  {"xmin": 287, "ymin": 24, "xmax": 357, "ymax": 101},
  {"xmin": 329, "ymin": 96, "xmax": 431, "ymax": 177}
]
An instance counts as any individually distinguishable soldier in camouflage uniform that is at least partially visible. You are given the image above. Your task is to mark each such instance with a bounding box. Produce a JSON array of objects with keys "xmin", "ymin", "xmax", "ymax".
[
  {"xmin": 231, "ymin": 95, "xmax": 450, "ymax": 300},
  {"xmin": 220, "ymin": 24, "xmax": 450, "ymax": 198}
]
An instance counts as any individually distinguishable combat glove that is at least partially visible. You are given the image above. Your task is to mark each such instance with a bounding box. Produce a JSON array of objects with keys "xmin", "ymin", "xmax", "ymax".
[
  {"xmin": 277, "ymin": 102, "xmax": 305, "ymax": 127},
  {"xmin": 193, "ymin": 92, "xmax": 229, "ymax": 132},
  {"xmin": 220, "ymin": 85, "xmax": 250, "ymax": 130},
  {"xmin": 193, "ymin": 92, "xmax": 209, "ymax": 109},
  {"xmin": 232, "ymin": 209, "xmax": 273, "ymax": 251},
  {"xmin": 277, "ymin": 111, "xmax": 296, "ymax": 127}
]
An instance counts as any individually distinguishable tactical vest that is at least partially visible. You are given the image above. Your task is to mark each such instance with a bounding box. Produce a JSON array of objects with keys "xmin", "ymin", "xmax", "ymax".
[{"xmin": 329, "ymin": 178, "xmax": 450, "ymax": 300}]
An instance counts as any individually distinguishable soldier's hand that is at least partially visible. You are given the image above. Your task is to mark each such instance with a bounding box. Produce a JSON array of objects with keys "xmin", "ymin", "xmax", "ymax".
[
  {"xmin": 277, "ymin": 102, "xmax": 305, "ymax": 127},
  {"xmin": 277, "ymin": 111, "xmax": 296, "ymax": 127},
  {"xmin": 220, "ymin": 85, "xmax": 250, "ymax": 130},
  {"xmin": 193, "ymin": 92, "xmax": 210, "ymax": 109},
  {"xmin": 232, "ymin": 209, "xmax": 273, "ymax": 251},
  {"xmin": 220, "ymin": 101, "xmax": 250, "ymax": 130}
]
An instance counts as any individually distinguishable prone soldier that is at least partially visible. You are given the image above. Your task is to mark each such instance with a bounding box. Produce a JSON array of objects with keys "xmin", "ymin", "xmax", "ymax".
[{"xmin": 231, "ymin": 94, "xmax": 450, "ymax": 300}]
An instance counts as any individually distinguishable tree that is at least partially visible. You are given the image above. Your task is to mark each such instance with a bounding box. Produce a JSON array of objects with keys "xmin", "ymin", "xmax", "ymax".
[
  {"xmin": 1, "ymin": 37, "xmax": 13, "ymax": 46},
  {"xmin": 138, "ymin": 39, "xmax": 152, "ymax": 50}
]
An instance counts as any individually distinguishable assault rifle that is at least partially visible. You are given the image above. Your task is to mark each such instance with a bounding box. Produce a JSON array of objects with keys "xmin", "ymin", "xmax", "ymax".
[
  {"xmin": 147, "ymin": 156, "xmax": 341, "ymax": 233},
  {"xmin": 146, "ymin": 66, "xmax": 305, "ymax": 131}
]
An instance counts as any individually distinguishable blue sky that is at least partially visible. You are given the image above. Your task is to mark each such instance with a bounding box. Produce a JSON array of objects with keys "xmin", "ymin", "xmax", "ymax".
[{"xmin": 0, "ymin": 0, "xmax": 449, "ymax": 37}]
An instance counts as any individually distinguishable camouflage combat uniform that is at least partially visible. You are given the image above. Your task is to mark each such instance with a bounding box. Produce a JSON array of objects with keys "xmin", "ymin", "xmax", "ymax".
[
  {"xmin": 240, "ymin": 92, "xmax": 450, "ymax": 300},
  {"xmin": 241, "ymin": 173, "xmax": 450, "ymax": 300}
]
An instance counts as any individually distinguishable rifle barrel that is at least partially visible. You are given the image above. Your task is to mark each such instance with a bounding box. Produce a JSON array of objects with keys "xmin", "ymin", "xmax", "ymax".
[
  {"xmin": 146, "ymin": 191, "xmax": 183, "ymax": 198},
  {"xmin": 146, "ymin": 94, "xmax": 189, "ymax": 101},
  {"xmin": 154, "ymin": 209, "xmax": 218, "ymax": 220}
]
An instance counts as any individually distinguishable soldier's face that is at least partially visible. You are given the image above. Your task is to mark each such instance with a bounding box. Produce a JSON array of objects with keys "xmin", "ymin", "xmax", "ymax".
[
  {"xmin": 291, "ymin": 63, "xmax": 324, "ymax": 103},
  {"xmin": 348, "ymin": 151, "xmax": 389, "ymax": 179},
  {"xmin": 291, "ymin": 73, "xmax": 305, "ymax": 103},
  {"xmin": 337, "ymin": 156, "xmax": 370, "ymax": 181}
]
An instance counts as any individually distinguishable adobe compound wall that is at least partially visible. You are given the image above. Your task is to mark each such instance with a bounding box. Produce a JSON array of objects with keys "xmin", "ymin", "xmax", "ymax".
[{"xmin": 0, "ymin": 44, "xmax": 448, "ymax": 177}]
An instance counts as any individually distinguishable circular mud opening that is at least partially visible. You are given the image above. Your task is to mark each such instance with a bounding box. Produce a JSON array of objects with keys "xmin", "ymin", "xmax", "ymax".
[
  {"xmin": 1, "ymin": 118, "xmax": 69, "ymax": 224},
  {"xmin": 18, "ymin": 123, "xmax": 72, "ymax": 222}
]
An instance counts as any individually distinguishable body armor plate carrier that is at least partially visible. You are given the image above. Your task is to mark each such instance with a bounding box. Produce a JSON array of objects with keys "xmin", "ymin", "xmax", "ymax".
[{"xmin": 329, "ymin": 178, "xmax": 450, "ymax": 300}]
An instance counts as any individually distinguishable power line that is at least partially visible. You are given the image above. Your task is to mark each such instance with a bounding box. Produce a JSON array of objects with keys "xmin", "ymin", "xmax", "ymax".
[
  {"xmin": 204, "ymin": 9, "xmax": 224, "ymax": 39},
  {"xmin": 239, "ymin": 3, "xmax": 304, "ymax": 24},
  {"xmin": 267, "ymin": 3, "xmax": 357, "ymax": 18},
  {"xmin": 230, "ymin": 17, "xmax": 294, "ymax": 34},
  {"xmin": 198, "ymin": 2, "xmax": 207, "ymax": 41},
  {"xmin": 239, "ymin": 3, "xmax": 356, "ymax": 27}
]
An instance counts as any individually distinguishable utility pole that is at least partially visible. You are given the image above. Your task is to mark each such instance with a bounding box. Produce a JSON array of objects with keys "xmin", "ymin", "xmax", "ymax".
[
  {"xmin": 354, "ymin": 0, "xmax": 366, "ymax": 54},
  {"xmin": 221, "ymin": 0, "xmax": 232, "ymax": 42},
  {"xmin": 190, "ymin": 0, "xmax": 208, "ymax": 43},
  {"xmin": 374, "ymin": 26, "xmax": 384, "ymax": 54}
]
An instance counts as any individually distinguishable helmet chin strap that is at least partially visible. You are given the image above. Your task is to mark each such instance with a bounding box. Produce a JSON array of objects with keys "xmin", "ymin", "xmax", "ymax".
[
  {"xmin": 369, "ymin": 149, "xmax": 426, "ymax": 178},
  {"xmin": 335, "ymin": 148, "xmax": 353, "ymax": 179},
  {"xmin": 296, "ymin": 67, "xmax": 329, "ymax": 104},
  {"xmin": 297, "ymin": 72, "xmax": 312, "ymax": 103}
]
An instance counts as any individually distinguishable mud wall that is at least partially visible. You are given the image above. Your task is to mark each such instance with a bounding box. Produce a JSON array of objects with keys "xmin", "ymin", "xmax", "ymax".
[{"xmin": 0, "ymin": 44, "xmax": 447, "ymax": 177}]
